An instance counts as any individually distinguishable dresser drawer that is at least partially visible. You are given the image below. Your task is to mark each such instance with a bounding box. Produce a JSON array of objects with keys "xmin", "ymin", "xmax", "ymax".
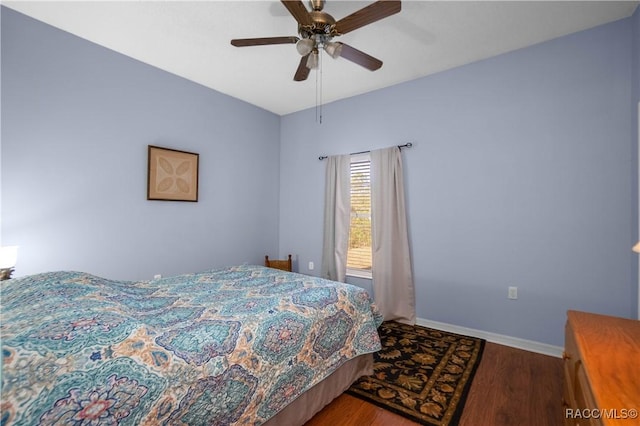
[
  {"xmin": 563, "ymin": 320, "xmax": 579, "ymax": 391},
  {"xmin": 574, "ymin": 362, "xmax": 603, "ymax": 426},
  {"xmin": 563, "ymin": 319, "xmax": 579, "ymax": 426}
]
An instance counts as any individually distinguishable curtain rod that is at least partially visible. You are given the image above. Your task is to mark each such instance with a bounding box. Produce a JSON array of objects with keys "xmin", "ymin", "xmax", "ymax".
[{"xmin": 318, "ymin": 142, "xmax": 413, "ymax": 161}]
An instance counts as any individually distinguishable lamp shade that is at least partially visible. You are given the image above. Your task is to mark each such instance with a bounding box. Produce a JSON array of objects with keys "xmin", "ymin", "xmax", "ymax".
[
  {"xmin": 306, "ymin": 50, "xmax": 319, "ymax": 69},
  {"xmin": 296, "ymin": 38, "xmax": 314, "ymax": 56},
  {"xmin": 324, "ymin": 41, "xmax": 343, "ymax": 59},
  {"xmin": 633, "ymin": 242, "xmax": 640, "ymax": 253},
  {"xmin": 0, "ymin": 246, "xmax": 18, "ymax": 269}
]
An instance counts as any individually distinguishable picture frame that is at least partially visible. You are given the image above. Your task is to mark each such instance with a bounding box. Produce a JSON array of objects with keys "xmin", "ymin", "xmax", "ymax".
[{"xmin": 147, "ymin": 145, "xmax": 199, "ymax": 202}]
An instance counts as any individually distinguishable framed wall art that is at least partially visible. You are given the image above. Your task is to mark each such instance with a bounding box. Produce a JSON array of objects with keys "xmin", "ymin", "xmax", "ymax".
[{"xmin": 147, "ymin": 145, "xmax": 199, "ymax": 202}]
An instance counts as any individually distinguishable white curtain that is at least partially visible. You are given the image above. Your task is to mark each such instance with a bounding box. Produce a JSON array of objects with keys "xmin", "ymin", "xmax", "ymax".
[
  {"xmin": 371, "ymin": 147, "xmax": 415, "ymax": 324},
  {"xmin": 321, "ymin": 154, "xmax": 351, "ymax": 282}
]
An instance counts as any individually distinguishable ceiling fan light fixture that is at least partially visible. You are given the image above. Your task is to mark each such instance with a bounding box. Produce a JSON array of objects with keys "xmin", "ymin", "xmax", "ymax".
[
  {"xmin": 307, "ymin": 50, "xmax": 319, "ymax": 69},
  {"xmin": 324, "ymin": 41, "xmax": 342, "ymax": 59},
  {"xmin": 296, "ymin": 38, "xmax": 315, "ymax": 56},
  {"xmin": 230, "ymin": 0, "xmax": 402, "ymax": 82}
]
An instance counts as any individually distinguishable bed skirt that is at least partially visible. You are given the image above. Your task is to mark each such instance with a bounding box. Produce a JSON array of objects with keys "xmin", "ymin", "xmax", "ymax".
[{"xmin": 263, "ymin": 353, "xmax": 374, "ymax": 426}]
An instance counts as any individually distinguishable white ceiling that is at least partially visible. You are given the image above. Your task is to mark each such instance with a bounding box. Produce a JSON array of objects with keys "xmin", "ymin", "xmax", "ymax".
[{"xmin": 3, "ymin": 1, "xmax": 638, "ymax": 115}]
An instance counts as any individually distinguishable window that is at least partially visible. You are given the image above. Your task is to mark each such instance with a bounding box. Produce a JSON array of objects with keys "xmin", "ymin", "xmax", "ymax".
[{"xmin": 347, "ymin": 154, "xmax": 372, "ymax": 277}]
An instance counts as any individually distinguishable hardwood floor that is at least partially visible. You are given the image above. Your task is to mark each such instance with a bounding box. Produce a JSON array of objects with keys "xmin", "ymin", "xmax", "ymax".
[{"xmin": 304, "ymin": 342, "xmax": 564, "ymax": 426}]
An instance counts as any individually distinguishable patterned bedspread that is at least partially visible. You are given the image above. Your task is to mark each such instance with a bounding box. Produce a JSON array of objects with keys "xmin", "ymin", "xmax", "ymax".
[{"xmin": 1, "ymin": 265, "xmax": 382, "ymax": 425}]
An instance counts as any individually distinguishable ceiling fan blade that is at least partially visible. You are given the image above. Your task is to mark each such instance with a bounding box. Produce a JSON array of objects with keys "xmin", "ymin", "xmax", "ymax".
[
  {"xmin": 337, "ymin": 43, "xmax": 383, "ymax": 71},
  {"xmin": 334, "ymin": 0, "xmax": 401, "ymax": 35},
  {"xmin": 281, "ymin": 1, "xmax": 312, "ymax": 27},
  {"xmin": 231, "ymin": 36, "xmax": 299, "ymax": 47},
  {"xmin": 294, "ymin": 54, "xmax": 311, "ymax": 81}
]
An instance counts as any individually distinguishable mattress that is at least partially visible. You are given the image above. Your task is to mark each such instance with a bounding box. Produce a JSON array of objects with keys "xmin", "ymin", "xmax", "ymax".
[{"xmin": 0, "ymin": 265, "xmax": 382, "ymax": 425}]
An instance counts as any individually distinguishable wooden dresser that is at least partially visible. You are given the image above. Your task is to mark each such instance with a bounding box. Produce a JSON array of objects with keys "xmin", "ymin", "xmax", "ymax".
[{"xmin": 563, "ymin": 310, "xmax": 640, "ymax": 425}]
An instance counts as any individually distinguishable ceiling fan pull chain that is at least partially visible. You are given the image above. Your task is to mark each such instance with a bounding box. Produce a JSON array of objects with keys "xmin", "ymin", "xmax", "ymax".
[
  {"xmin": 319, "ymin": 50, "xmax": 323, "ymax": 124},
  {"xmin": 315, "ymin": 55, "xmax": 319, "ymax": 123}
]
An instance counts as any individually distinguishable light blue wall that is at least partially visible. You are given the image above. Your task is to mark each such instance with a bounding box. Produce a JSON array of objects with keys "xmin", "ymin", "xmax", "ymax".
[
  {"xmin": 2, "ymin": 6, "xmax": 638, "ymax": 347},
  {"xmin": 632, "ymin": 6, "xmax": 640, "ymax": 319},
  {"xmin": 280, "ymin": 15, "xmax": 638, "ymax": 346},
  {"xmin": 1, "ymin": 8, "xmax": 281, "ymax": 280},
  {"xmin": 635, "ymin": 8, "xmax": 640, "ymax": 106}
]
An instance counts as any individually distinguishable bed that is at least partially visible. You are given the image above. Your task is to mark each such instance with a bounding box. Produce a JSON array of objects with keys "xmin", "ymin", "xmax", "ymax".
[{"xmin": 0, "ymin": 265, "xmax": 382, "ymax": 425}]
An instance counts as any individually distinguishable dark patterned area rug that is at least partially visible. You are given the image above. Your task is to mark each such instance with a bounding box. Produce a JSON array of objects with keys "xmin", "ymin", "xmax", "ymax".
[{"xmin": 347, "ymin": 321, "xmax": 485, "ymax": 425}]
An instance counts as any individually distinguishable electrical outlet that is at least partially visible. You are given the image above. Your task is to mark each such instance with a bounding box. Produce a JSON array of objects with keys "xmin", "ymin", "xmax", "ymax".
[
  {"xmin": 508, "ymin": 286, "xmax": 518, "ymax": 300},
  {"xmin": 308, "ymin": 261, "xmax": 314, "ymax": 271}
]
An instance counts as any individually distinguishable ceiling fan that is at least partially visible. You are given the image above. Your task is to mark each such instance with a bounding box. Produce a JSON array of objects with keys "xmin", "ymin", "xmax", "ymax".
[{"xmin": 231, "ymin": 0, "xmax": 401, "ymax": 81}]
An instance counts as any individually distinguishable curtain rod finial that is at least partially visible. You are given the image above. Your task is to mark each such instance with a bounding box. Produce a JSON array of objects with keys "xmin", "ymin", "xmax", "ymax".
[{"xmin": 400, "ymin": 142, "xmax": 413, "ymax": 150}]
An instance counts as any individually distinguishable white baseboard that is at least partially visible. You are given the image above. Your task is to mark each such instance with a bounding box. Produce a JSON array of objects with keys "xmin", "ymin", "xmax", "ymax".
[{"xmin": 416, "ymin": 317, "xmax": 563, "ymax": 358}]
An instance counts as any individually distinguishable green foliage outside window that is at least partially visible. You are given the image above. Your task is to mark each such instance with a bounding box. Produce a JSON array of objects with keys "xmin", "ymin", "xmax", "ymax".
[{"xmin": 348, "ymin": 165, "xmax": 372, "ymax": 270}]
